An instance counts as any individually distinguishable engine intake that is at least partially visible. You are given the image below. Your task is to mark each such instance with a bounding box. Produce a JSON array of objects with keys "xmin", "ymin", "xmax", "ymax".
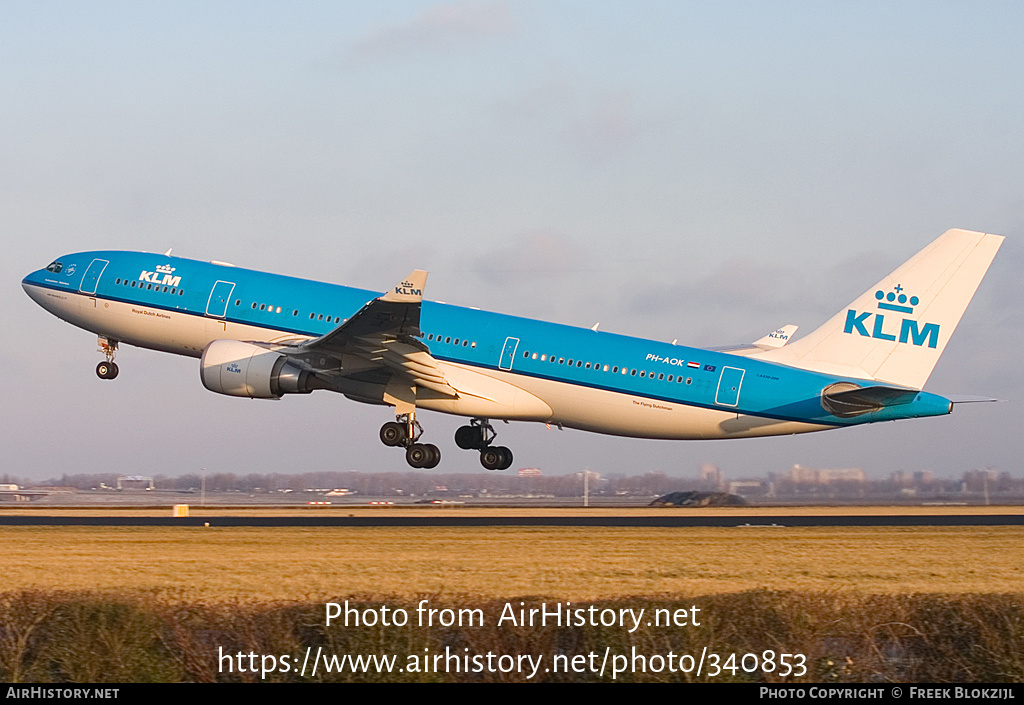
[{"xmin": 200, "ymin": 339, "xmax": 314, "ymax": 398}]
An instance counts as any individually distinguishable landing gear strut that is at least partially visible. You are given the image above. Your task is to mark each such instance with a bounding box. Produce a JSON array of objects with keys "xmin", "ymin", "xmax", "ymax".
[
  {"xmin": 379, "ymin": 412, "xmax": 440, "ymax": 469},
  {"xmin": 96, "ymin": 337, "xmax": 119, "ymax": 380},
  {"xmin": 455, "ymin": 419, "xmax": 513, "ymax": 470}
]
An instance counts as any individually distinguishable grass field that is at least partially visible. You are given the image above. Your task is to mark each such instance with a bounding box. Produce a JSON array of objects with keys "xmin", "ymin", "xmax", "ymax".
[
  {"xmin": 2, "ymin": 523, "xmax": 1023, "ymax": 682},
  {"xmin": 2, "ymin": 525, "xmax": 1021, "ymax": 600},
  {"xmin": 2, "ymin": 505, "xmax": 1022, "ymax": 517}
]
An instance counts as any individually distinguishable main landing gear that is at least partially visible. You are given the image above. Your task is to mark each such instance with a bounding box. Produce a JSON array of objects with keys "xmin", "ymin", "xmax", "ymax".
[
  {"xmin": 455, "ymin": 419, "xmax": 513, "ymax": 470},
  {"xmin": 379, "ymin": 413, "xmax": 441, "ymax": 469},
  {"xmin": 379, "ymin": 415, "xmax": 514, "ymax": 471},
  {"xmin": 96, "ymin": 337, "xmax": 119, "ymax": 380}
]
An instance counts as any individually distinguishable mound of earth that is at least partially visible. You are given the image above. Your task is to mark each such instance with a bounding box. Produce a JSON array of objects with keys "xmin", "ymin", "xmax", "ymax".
[{"xmin": 649, "ymin": 491, "xmax": 747, "ymax": 507}]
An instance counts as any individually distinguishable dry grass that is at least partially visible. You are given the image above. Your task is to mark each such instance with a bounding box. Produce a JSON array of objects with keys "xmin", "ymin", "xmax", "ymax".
[
  {"xmin": 0, "ymin": 526, "xmax": 1021, "ymax": 601},
  {"xmin": 2, "ymin": 591, "xmax": 1022, "ymax": 682},
  {"xmin": 1, "ymin": 505, "xmax": 1022, "ymax": 517}
]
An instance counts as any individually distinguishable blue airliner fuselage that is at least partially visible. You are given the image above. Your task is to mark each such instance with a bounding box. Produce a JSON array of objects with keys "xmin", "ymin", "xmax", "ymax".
[{"xmin": 22, "ymin": 229, "xmax": 1002, "ymax": 469}]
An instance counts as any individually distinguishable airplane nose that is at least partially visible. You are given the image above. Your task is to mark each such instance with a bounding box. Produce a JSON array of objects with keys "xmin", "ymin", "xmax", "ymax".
[{"xmin": 22, "ymin": 273, "xmax": 45, "ymax": 305}]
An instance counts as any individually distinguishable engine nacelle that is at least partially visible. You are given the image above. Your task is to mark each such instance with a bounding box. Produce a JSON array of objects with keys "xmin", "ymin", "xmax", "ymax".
[{"xmin": 200, "ymin": 339, "xmax": 314, "ymax": 398}]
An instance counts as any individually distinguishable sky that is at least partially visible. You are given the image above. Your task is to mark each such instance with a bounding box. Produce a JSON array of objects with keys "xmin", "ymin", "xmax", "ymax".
[{"xmin": 4, "ymin": 1, "xmax": 1023, "ymax": 482}]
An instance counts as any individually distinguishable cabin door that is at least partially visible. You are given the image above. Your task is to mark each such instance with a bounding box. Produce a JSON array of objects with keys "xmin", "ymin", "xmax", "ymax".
[
  {"xmin": 79, "ymin": 258, "xmax": 109, "ymax": 295},
  {"xmin": 715, "ymin": 366, "xmax": 745, "ymax": 407},
  {"xmin": 205, "ymin": 280, "xmax": 236, "ymax": 318},
  {"xmin": 498, "ymin": 336, "xmax": 520, "ymax": 370}
]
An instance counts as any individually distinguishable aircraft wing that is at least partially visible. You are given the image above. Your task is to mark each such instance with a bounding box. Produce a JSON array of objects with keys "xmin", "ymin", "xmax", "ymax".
[
  {"xmin": 294, "ymin": 270, "xmax": 458, "ymax": 398},
  {"xmin": 709, "ymin": 324, "xmax": 799, "ymax": 356}
]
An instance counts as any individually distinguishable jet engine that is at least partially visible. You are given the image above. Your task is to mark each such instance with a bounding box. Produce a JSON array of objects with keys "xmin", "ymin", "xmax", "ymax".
[{"xmin": 200, "ymin": 339, "xmax": 315, "ymax": 398}]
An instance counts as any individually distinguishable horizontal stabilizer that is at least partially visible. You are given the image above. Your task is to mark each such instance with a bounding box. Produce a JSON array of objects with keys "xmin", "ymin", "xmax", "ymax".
[
  {"xmin": 946, "ymin": 395, "xmax": 1000, "ymax": 404},
  {"xmin": 821, "ymin": 383, "xmax": 920, "ymax": 418}
]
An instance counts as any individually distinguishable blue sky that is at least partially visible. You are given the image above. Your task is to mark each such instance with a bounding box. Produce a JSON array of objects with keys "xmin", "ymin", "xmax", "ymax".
[{"xmin": 4, "ymin": 1, "xmax": 1023, "ymax": 481}]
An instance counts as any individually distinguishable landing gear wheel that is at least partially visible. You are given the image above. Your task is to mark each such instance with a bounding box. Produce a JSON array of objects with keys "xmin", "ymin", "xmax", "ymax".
[
  {"xmin": 495, "ymin": 446, "xmax": 513, "ymax": 470},
  {"xmin": 483, "ymin": 446, "xmax": 512, "ymax": 470},
  {"xmin": 422, "ymin": 443, "xmax": 441, "ymax": 469},
  {"xmin": 380, "ymin": 422, "xmax": 407, "ymax": 447},
  {"xmin": 455, "ymin": 425, "xmax": 483, "ymax": 450},
  {"xmin": 406, "ymin": 443, "xmax": 439, "ymax": 469},
  {"xmin": 96, "ymin": 362, "xmax": 118, "ymax": 380}
]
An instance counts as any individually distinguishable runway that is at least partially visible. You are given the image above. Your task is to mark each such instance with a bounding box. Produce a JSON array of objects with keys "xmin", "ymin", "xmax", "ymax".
[{"xmin": 2, "ymin": 514, "xmax": 1022, "ymax": 527}]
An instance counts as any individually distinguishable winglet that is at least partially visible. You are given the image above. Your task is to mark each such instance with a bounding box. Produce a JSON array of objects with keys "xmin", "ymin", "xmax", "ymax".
[
  {"xmin": 753, "ymin": 324, "xmax": 798, "ymax": 349},
  {"xmin": 381, "ymin": 270, "xmax": 428, "ymax": 303}
]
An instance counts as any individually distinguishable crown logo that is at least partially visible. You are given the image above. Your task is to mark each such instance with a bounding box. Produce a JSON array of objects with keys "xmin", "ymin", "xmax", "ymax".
[
  {"xmin": 156, "ymin": 264, "xmax": 175, "ymax": 274},
  {"xmin": 875, "ymin": 285, "xmax": 919, "ymax": 314}
]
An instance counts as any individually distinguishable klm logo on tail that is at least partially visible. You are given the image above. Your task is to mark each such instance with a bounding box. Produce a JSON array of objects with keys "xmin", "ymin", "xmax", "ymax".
[{"xmin": 843, "ymin": 285, "xmax": 940, "ymax": 348}]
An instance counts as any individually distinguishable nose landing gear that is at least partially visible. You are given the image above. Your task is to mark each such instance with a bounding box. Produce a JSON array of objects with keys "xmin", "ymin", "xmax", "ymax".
[
  {"xmin": 455, "ymin": 419, "xmax": 513, "ymax": 470},
  {"xmin": 96, "ymin": 337, "xmax": 119, "ymax": 379},
  {"xmin": 379, "ymin": 413, "xmax": 440, "ymax": 469}
]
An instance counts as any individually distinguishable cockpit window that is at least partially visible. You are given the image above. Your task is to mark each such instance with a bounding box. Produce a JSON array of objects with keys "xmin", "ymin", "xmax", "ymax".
[{"xmin": 45, "ymin": 261, "xmax": 63, "ymax": 273}]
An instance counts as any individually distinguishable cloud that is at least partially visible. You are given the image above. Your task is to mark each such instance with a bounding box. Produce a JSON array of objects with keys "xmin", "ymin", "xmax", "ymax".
[
  {"xmin": 346, "ymin": 1, "xmax": 515, "ymax": 64},
  {"xmin": 566, "ymin": 90, "xmax": 647, "ymax": 159},
  {"xmin": 471, "ymin": 230, "xmax": 588, "ymax": 288}
]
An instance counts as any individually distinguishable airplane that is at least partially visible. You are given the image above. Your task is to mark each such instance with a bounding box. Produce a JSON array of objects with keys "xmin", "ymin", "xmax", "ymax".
[{"xmin": 22, "ymin": 228, "xmax": 1003, "ymax": 470}]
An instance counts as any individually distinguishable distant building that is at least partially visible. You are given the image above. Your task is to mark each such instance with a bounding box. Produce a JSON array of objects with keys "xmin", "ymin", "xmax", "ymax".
[
  {"xmin": 699, "ymin": 463, "xmax": 724, "ymax": 490},
  {"xmin": 786, "ymin": 464, "xmax": 864, "ymax": 484},
  {"xmin": 518, "ymin": 468, "xmax": 541, "ymax": 477},
  {"xmin": 117, "ymin": 475, "xmax": 154, "ymax": 490},
  {"xmin": 728, "ymin": 480, "xmax": 768, "ymax": 497}
]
